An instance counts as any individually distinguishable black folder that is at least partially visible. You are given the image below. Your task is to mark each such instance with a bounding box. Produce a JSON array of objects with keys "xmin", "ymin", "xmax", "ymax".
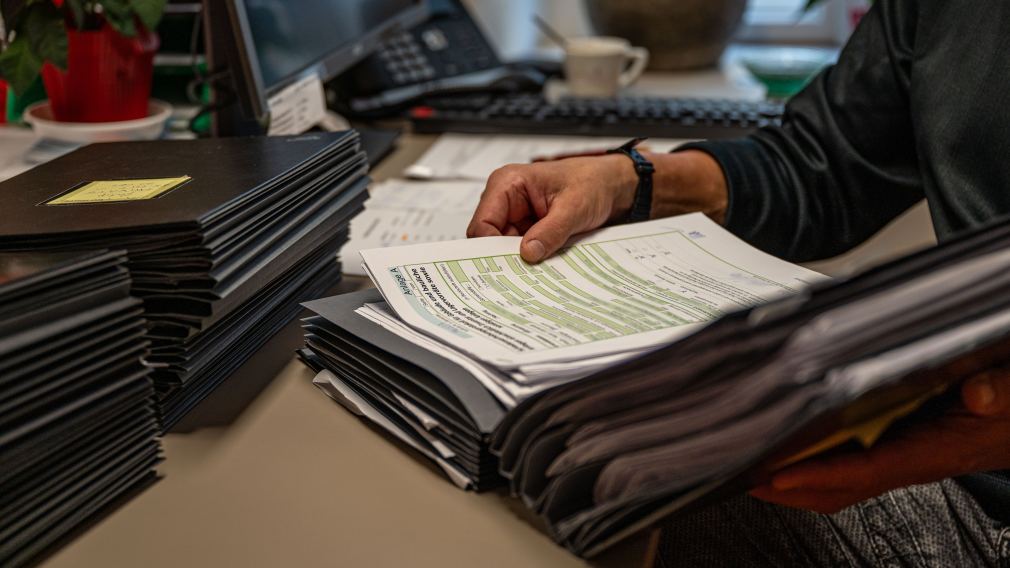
[
  {"xmin": 0, "ymin": 251, "xmax": 161, "ymax": 568},
  {"xmin": 0, "ymin": 133, "xmax": 370, "ymax": 428},
  {"xmin": 301, "ymin": 289, "xmax": 507, "ymax": 490}
]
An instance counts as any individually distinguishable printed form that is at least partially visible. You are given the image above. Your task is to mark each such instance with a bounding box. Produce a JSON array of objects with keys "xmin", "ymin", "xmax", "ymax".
[
  {"xmin": 361, "ymin": 214, "xmax": 827, "ymax": 370},
  {"xmin": 339, "ymin": 180, "xmax": 484, "ymax": 276}
]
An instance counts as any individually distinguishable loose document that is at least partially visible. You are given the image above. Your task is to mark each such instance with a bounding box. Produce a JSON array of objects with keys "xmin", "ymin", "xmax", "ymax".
[
  {"xmin": 360, "ymin": 213, "xmax": 828, "ymax": 399},
  {"xmin": 338, "ymin": 179, "xmax": 484, "ymax": 276},
  {"xmin": 404, "ymin": 134, "xmax": 690, "ymax": 181}
]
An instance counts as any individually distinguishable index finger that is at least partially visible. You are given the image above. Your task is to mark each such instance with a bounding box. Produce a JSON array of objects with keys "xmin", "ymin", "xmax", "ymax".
[
  {"xmin": 467, "ymin": 187, "xmax": 509, "ymax": 238},
  {"xmin": 467, "ymin": 172, "xmax": 533, "ymax": 238}
]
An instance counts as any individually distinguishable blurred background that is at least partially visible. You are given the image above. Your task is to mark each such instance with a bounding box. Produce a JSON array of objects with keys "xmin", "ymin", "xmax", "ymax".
[{"xmin": 467, "ymin": 0, "xmax": 867, "ymax": 61}]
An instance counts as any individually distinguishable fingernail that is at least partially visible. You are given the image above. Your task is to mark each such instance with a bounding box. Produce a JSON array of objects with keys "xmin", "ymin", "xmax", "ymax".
[{"xmin": 525, "ymin": 239, "xmax": 546, "ymax": 263}]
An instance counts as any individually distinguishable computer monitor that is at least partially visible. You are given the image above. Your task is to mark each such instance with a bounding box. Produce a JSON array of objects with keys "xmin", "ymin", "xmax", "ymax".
[{"xmin": 224, "ymin": 0, "xmax": 428, "ymax": 120}]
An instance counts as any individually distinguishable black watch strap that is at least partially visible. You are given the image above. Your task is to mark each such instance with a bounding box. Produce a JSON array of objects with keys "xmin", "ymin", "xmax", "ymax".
[{"xmin": 607, "ymin": 137, "xmax": 655, "ymax": 223}]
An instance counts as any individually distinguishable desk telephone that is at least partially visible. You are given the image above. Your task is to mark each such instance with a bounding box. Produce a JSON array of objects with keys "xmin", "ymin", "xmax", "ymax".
[{"xmin": 333, "ymin": 0, "xmax": 552, "ymax": 117}]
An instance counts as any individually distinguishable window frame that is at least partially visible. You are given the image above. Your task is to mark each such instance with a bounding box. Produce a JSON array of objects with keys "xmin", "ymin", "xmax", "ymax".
[{"xmin": 735, "ymin": 0, "xmax": 853, "ymax": 45}]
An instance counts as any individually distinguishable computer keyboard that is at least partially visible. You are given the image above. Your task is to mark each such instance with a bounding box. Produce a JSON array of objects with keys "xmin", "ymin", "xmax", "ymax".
[{"xmin": 409, "ymin": 93, "xmax": 784, "ymax": 139}]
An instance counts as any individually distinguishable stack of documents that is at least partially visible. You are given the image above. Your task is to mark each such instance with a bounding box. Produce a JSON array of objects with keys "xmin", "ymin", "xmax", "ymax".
[
  {"xmin": 491, "ymin": 217, "xmax": 1010, "ymax": 556},
  {"xmin": 0, "ymin": 250, "xmax": 161, "ymax": 567},
  {"xmin": 303, "ymin": 211, "xmax": 1010, "ymax": 556},
  {"xmin": 0, "ymin": 132, "xmax": 369, "ymax": 429},
  {"xmin": 300, "ymin": 214, "xmax": 825, "ymax": 489}
]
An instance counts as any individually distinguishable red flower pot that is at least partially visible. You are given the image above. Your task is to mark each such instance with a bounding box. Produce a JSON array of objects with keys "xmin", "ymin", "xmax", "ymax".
[{"xmin": 41, "ymin": 24, "xmax": 159, "ymax": 123}]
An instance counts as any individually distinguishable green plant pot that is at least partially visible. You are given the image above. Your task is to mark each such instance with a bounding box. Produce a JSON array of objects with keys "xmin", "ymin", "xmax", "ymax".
[
  {"xmin": 739, "ymin": 48, "xmax": 833, "ymax": 100},
  {"xmin": 6, "ymin": 78, "xmax": 48, "ymax": 124}
]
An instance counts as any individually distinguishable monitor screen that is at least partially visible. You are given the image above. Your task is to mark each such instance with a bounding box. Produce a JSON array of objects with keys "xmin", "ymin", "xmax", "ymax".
[
  {"xmin": 226, "ymin": 0, "xmax": 427, "ymax": 118},
  {"xmin": 243, "ymin": 0, "xmax": 421, "ymax": 89}
]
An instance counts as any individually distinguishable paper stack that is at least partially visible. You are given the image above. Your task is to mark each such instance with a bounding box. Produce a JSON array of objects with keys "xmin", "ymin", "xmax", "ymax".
[
  {"xmin": 0, "ymin": 132, "xmax": 369, "ymax": 429},
  {"xmin": 0, "ymin": 251, "xmax": 161, "ymax": 567},
  {"xmin": 302, "ymin": 211, "xmax": 1010, "ymax": 556},
  {"xmin": 492, "ymin": 230, "xmax": 1010, "ymax": 556},
  {"xmin": 300, "ymin": 214, "xmax": 825, "ymax": 489}
]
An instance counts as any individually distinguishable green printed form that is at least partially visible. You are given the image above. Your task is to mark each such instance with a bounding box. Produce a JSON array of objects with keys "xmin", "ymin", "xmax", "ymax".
[{"xmin": 362, "ymin": 214, "xmax": 828, "ymax": 368}]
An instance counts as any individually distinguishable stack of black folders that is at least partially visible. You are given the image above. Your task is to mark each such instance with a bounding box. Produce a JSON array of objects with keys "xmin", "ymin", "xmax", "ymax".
[
  {"xmin": 0, "ymin": 250, "xmax": 161, "ymax": 567},
  {"xmin": 298, "ymin": 214, "xmax": 1010, "ymax": 557},
  {"xmin": 299, "ymin": 290, "xmax": 505, "ymax": 490},
  {"xmin": 0, "ymin": 132, "xmax": 369, "ymax": 430}
]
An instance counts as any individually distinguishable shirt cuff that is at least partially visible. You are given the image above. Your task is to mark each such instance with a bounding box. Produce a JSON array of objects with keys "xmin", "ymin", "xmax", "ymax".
[{"xmin": 673, "ymin": 138, "xmax": 772, "ymax": 244}]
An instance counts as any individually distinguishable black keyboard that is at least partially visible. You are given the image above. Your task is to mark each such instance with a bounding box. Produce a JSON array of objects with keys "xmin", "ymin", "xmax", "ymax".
[{"xmin": 409, "ymin": 93, "xmax": 784, "ymax": 139}]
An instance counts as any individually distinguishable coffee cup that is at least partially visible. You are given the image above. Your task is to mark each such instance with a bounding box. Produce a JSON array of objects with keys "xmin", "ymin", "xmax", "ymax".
[{"xmin": 564, "ymin": 36, "xmax": 649, "ymax": 98}]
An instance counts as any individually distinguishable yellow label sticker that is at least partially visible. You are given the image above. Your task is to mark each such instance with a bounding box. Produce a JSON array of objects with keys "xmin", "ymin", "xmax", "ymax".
[{"xmin": 46, "ymin": 176, "xmax": 192, "ymax": 205}]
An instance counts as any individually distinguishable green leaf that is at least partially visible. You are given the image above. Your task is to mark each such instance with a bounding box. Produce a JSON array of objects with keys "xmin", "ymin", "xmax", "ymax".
[
  {"xmin": 129, "ymin": 0, "xmax": 164, "ymax": 31},
  {"xmin": 20, "ymin": 1, "xmax": 67, "ymax": 68},
  {"xmin": 99, "ymin": 0, "xmax": 136, "ymax": 36},
  {"xmin": 0, "ymin": 35, "xmax": 42, "ymax": 95}
]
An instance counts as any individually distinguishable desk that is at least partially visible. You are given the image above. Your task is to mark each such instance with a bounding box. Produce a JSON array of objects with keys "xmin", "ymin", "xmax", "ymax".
[{"xmin": 40, "ymin": 68, "xmax": 936, "ymax": 568}]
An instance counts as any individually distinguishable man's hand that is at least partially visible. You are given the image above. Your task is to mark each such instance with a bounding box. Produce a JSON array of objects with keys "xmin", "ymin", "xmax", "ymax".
[
  {"xmin": 751, "ymin": 370, "xmax": 1010, "ymax": 514},
  {"xmin": 466, "ymin": 149, "xmax": 729, "ymax": 263},
  {"xmin": 466, "ymin": 155, "xmax": 638, "ymax": 263}
]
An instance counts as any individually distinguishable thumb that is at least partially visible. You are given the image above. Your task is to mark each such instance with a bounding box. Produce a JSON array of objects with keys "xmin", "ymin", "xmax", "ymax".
[
  {"xmin": 962, "ymin": 370, "xmax": 1010, "ymax": 416},
  {"xmin": 520, "ymin": 206, "xmax": 584, "ymax": 263}
]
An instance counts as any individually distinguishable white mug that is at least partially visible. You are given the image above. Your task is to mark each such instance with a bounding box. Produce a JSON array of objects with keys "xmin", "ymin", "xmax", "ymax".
[{"xmin": 564, "ymin": 37, "xmax": 650, "ymax": 98}]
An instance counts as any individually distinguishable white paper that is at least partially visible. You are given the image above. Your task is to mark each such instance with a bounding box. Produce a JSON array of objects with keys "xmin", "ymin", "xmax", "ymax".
[
  {"xmin": 406, "ymin": 134, "xmax": 692, "ymax": 181},
  {"xmin": 361, "ymin": 214, "xmax": 827, "ymax": 370},
  {"xmin": 365, "ymin": 179, "xmax": 485, "ymax": 210},
  {"xmin": 404, "ymin": 135, "xmax": 486, "ymax": 179},
  {"xmin": 355, "ymin": 303, "xmax": 523, "ymax": 406},
  {"xmin": 339, "ymin": 180, "xmax": 484, "ymax": 276},
  {"xmin": 392, "ymin": 392, "xmax": 441, "ymax": 431},
  {"xmin": 267, "ymin": 73, "xmax": 327, "ymax": 136},
  {"xmin": 312, "ymin": 370, "xmax": 472, "ymax": 489}
]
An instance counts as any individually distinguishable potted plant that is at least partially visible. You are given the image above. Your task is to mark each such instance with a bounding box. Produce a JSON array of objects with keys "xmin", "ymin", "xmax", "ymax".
[{"xmin": 0, "ymin": 0, "xmax": 165, "ymax": 122}]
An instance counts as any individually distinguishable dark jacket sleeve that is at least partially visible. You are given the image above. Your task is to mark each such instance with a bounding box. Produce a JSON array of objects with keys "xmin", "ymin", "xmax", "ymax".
[{"xmin": 681, "ymin": 0, "xmax": 925, "ymax": 262}]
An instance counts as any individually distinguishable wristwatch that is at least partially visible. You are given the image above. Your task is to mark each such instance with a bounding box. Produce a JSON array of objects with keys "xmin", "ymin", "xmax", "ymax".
[{"xmin": 607, "ymin": 137, "xmax": 655, "ymax": 223}]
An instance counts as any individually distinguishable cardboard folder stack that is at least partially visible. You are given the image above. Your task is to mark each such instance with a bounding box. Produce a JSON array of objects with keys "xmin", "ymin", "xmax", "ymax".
[
  {"xmin": 299, "ymin": 290, "xmax": 506, "ymax": 490},
  {"xmin": 0, "ymin": 132, "xmax": 369, "ymax": 429},
  {"xmin": 0, "ymin": 250, "xmax": 161, "ymax": 567},
  {"xmin": 299, "ymin": 212, "xmax": 1010, "ymax": 557}
]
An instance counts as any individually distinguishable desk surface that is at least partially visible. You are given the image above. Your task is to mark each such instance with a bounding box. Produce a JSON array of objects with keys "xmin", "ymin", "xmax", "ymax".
[{"xmin": 40, "ymin": 68, "xmax": 936, "ymax": 568}]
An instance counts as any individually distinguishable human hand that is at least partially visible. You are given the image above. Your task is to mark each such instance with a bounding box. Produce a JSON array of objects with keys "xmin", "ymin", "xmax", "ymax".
[
  {"xmin": 466, "ymin": 155, "xmax": 638, "ymax": 263},
  {"xmin": 750, "ymin": 369, "xmax": 1010, "ymax": 514}
]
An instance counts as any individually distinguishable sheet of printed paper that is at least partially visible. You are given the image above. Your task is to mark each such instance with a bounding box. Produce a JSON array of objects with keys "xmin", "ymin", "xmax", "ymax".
[
  {"xmin": 361, "ymin": 213, "xmax": 828, "ymax": 369},
  {"xmin": 404, "ymin": 134, "xmax": 691, "ymax": 181},
  {"xmin": 267, "ymin": 73, "xmax": 327, "ymax": 135},
  {"xmin": 356, "ymin": 302, "xmax": 646, "ymax": 409},
  {"xmin": 339, "ymin": 180, "xmax": 484, "ymax": 275}
]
